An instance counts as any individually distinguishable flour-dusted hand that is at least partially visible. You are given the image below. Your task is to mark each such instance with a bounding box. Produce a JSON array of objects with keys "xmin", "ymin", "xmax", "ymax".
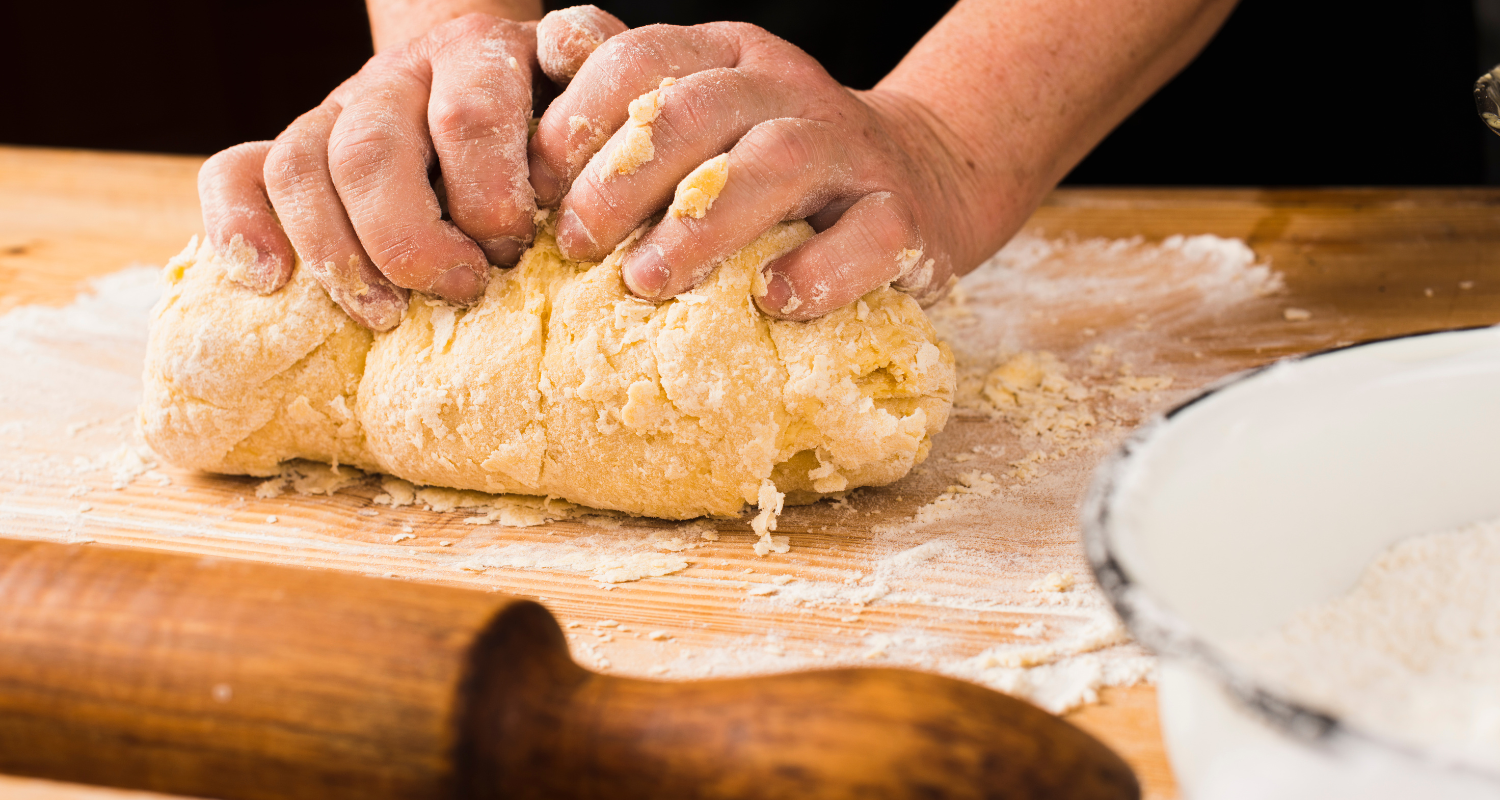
[
  {"xmin": 197, "ymin": 7, "xmax": 626, "ymax": 331},
  {"xmin": 530, "ymin": 0, "xmax": 1241, "ymax": 321},
  {"xmin": 528, "ymin": 23, "xmax": 964, "ymax": 320}
]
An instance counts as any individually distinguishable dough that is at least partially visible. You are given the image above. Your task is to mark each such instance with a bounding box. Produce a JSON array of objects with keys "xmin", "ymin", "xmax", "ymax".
[{"xmin": 141, "ymin": 219, "xmax": 955, "ymax": 519}]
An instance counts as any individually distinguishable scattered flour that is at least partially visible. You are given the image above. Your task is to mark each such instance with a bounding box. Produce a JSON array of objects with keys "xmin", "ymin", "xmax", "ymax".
[
  {"xmin": 263, "ymin": 466, "xmax": 575, "ymax": 528},
  {"xmin": 90, "ymin": 443, "xmax": 158, "ymax": 490},
  {"xmin": 1230, "ymin": 517, "xmax": 1500, "ymax": 771},
  {"xmin": 457, "ymin": 541, "xmax": 690, "ymax": 584},
  {"xmin": 874, "ymin": 472, "xmax": 998, "ymax": 533},
  {"xmin": 2, "ymin": 226, "xmax": 1285, "ymax": 717}
]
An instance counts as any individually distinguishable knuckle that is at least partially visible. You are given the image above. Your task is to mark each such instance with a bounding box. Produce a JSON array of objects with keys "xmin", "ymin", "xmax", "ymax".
[
  {"xmin": 263, "ymin": 135, "xmax": 323, "ymax": 195},
  {"xmin": 369, "ymin": 229, "xmax": 429, "ymax": 282},
  {"xmin": 326, "ymin": 122, "xmax": 397, "ymax": 187},
  {"xmin": 743, "ymin": 118, "xmax": 820, "ymax": 173},
  {"xmin": 572, "ymin": 175, "xmax": 624, "ymax": 226},
  {"xmin": 430, "ymin": 95, "xmax": 505, "ymax": 145},
  {"xmin": 702, "ymin": 20, "xmax": 768, "ymax": 41},
  {"xmin": 201, "ymin": 141, "xmax": 265, "ymax": 179},
  {"xmin": 657, "ymin": 68, "xmax": 738, "ymax": 135},
  {"xmin": 593, "ymin": 24, "xmax": 682, "ymax": 73},
  {"xmin": 198, "ymin": 148, "xmax": 241, "ymax": 189}
]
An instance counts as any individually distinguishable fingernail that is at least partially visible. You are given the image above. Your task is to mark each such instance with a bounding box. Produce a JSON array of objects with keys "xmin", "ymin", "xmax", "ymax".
[
  {"xmin": 755, "ymin": 271, "xmax": 795, "ymax": 316},
  {"xmin": 556, "ymin": 209, "xmax": 598, "ymax": 260},
  {"xmin": 429, "ymin": 264, "xmax": 487, "ymax": 304},
  {"xmin": 480, "ymin": 235, "xmax": 527, "ymax": 266},
  {"xmin": 222, "ymin": 234, "xmax": 272, "ymax": 294},
  {"xmin": 622, "ymin": 248, "xmax": 670, "ymax": 298},
  {"xmin": 530, "ymin": 153, "xmax": 561, "ymax": 206},
  {"xmin": 344, "ymin": 281, "xmax": 409, "ymax": 332},
  {"xmin": 357, "ymin": 285, "xmax": 409, "ymax": 332}
]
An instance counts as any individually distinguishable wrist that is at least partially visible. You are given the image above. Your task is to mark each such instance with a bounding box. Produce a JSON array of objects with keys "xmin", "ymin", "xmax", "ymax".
[
  {"xmin": 859, "ymin": 86, "xmax": 1046, "ymax": 277},
  {"xmin": 367, "ymin": 0, "xmax": 543, "ymax": 51}
]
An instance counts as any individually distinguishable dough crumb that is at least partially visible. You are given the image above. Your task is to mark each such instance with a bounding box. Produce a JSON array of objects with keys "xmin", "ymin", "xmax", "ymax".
[
  {"xmin": 984, "ymin": 352, "xmax": 1094, "ymax": 440},
  {"xmin": 601, "ymin": 78, "xmax": 676, "ymax": 177},
  {"xmin": 750, "ymin": 479, "xmax": 789, "ymax": 556},
  {"xmin": 255, "ymin": 462, "xmax": 365, "ymax": 499},
  {"xmin": 668, "ymin": 154, "xmax": 730, "ymax": 219},
  {"xmin": 373, "ymin": 476, "xmax": 417, "ymax": 507},
  {"xmin": 1028, "ymin": 571, "xmax": 1076, "ymax": 593},
  {"xmin": 1283, "ymin": 307, "xmax": 1312, "ymax": 321},
  {"xmin": 593, "ymin": 552, "xmax": 690, "ymax": 584}
]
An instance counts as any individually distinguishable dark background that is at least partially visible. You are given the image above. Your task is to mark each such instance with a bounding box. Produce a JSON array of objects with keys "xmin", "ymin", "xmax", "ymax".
[{"xmin": 0, "ymin": 0, "xmax": 1492, "ymax": 185}]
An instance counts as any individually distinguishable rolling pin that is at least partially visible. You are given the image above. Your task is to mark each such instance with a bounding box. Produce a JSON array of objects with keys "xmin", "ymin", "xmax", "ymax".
[{"xmin": 0, "ymin": 538, "xmax": 1138, "ymax": 800}]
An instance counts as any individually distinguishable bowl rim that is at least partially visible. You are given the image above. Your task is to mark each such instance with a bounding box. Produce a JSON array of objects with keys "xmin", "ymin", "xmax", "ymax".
[{"xmin": 1080, "ymin": 325, "xmax": 1500, "ymax": 781}]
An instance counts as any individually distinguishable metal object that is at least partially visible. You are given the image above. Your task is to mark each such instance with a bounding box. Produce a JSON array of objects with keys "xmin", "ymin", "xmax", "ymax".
[
  {"xmin": 1083, "ymin": 327, "xmax": 1500, "ymax": 799},
  {"xmin": 1474, "ymin": 66, "xmax": 1500, "ymax": 135}
]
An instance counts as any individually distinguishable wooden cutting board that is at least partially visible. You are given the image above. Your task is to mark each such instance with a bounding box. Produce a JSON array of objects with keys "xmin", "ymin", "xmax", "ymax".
[{"xmin": 3, "ymin": 144, "xmax": 1500, "ymax": 800}]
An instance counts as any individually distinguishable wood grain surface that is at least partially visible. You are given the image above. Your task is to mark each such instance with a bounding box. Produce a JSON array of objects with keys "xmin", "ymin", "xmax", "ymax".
[
  {"xmin": 0, "ymin": 539, "xmax": 1139, "ymax": 800},
  {"xmin": 3, "ymin": 144, "xmax": 1500, "ymax": 800}
]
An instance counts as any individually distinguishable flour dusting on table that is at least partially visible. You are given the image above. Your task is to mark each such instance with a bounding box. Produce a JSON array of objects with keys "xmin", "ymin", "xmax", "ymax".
[{"xmin": 0, "ymin": 232, "xmax": 1280, "ymax": 714}]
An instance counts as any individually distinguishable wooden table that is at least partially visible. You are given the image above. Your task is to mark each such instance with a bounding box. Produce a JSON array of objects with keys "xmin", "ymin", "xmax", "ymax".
[{"xmin": 2, "ymin": 144, "xmax": 1499, "ymax": 800}]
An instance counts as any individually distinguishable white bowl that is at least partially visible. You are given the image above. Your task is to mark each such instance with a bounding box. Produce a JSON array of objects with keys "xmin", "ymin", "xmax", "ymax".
[{"xmin": 1083, "ymin": 326, "xmax": 1500, "ymax": 799}]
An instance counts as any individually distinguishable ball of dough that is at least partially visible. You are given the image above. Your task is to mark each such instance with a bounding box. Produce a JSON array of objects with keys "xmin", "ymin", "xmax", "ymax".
[{"xmin": 141, "ymin": 220, "xmax": 955, "ymax": 519}]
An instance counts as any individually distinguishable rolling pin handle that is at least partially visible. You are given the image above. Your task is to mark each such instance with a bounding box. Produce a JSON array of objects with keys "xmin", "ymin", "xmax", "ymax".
[{"xmin": 458, "ymin": 604, "xmax": 1140, "ymax": 800}]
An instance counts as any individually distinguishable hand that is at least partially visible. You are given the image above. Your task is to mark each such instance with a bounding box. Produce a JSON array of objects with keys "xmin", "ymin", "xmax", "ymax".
[
  {"xmin": 528, "ymin": 22, "xmax": 978, "ymax": 320},
  {"xmin": 197, "ymin": 8, "xmax": 626, "ymax": 331}
]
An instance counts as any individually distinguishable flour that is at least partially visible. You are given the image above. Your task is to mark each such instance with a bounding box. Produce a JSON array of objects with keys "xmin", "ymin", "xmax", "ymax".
[
  {"xmin": 456, "ymin": 540, "xmax": 691, "ymax": 584},
  {"xmin": 885, "ymin": 471, "xmax": 998, "ymax": 530},
  {"xmin": 1, "ymin": 226, "xmax": 1284, "ymax": 719},
  {"xmin": 1230, "ymin": 518, "xmax": 1500, "ymax": 771}
]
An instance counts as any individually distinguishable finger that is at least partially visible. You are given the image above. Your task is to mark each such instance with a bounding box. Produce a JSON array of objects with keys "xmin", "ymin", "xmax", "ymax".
[
  {"xmin": 536, "ymin": 5, "xmax": 628, "ymax": 88},
  {"xmin": 265, "ymin": 102, "xmax": 409, "ymax": 331},
  {"xmin": 328, "ymin": 44, "xmax": 489, "ymax": 305},
  {"xmin": 199, "ymin": 141, "xmax": 295, "ymax": 294},
  {"xmin": 528, "ymin": 23, "xmax": 741, "ymax": 206},
  {"xmin": 428, "ymin": 16, "xmax": 539, "ymax": 267},
  {"xmin": 754, "ymin": 191, "xmax": 928, "ymax": 321},
  {"xmin": 555, "ymin": 65, "xmax": 789, "ymax": 261},
  {"xmin": 621, "ymin": 118, "xmax": 847, "ymax": 299}
]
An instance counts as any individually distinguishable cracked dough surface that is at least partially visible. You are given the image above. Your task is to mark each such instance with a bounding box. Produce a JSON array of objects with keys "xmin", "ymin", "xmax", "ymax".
[{"xmin": 141, "ymin": 220, "xmax": 955, "ymax": 519}]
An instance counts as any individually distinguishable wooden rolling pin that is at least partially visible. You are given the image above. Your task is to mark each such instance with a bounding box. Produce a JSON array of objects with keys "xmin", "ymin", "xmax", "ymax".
[{"xmin": 0, "ymin": 538, "xmax": 1138, "ymax": 800}]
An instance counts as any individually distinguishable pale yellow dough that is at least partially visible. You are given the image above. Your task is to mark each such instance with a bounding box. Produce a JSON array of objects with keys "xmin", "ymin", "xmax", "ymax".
[{"xmin": 141, "ymin": 220, "xmax": 955, "ymax": 519}]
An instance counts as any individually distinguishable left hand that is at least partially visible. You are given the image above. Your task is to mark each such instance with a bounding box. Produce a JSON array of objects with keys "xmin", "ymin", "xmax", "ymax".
[
  {"xmin": 194, "ymin": 6, "xmax": 626, "ymax": 330},
  {"xmin": 527, "ymin": 22, "xmax": 978, "ymax": 320}
]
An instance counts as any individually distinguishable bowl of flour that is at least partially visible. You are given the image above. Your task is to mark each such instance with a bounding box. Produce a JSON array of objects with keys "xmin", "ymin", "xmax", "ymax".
[{"xmin": 1083, "ymin": 326, "xmax": 1500, "ymax": 799}]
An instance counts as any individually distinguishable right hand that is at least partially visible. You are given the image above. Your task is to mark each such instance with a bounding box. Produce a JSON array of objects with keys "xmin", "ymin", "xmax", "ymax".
[{"xmin": 198, "ymin": 7, "xmax": 626, "ymax": 331}]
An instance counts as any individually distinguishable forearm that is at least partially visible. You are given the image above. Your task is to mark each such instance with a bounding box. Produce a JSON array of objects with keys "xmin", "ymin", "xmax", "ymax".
[
  {"xmin": 367, "ymin": 0, "xmax": 542, "ymax": 51},
  {"xmin": 876, "ymin": 0, "xmax": 1238, "ymax": 268}
]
